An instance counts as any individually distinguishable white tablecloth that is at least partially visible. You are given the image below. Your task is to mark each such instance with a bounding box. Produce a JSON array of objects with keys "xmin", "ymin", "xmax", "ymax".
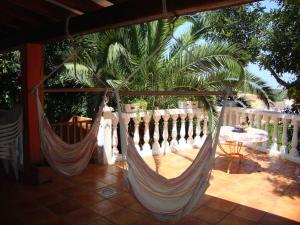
[{"xmin": 219, "ymin": 126, "xmax": 269, "ymax": 144}]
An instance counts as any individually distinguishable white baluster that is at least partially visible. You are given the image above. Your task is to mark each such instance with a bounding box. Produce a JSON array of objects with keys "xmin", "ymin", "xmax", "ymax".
[
  {"xmin": 142, "ymin": 112, "xmax": 151, "ymax": 153},
  {"xmin": 202, "ymin": 111, "xmax": 208, "ymax": 140},
  {"xmin": 133, "ymin": 117, "xmax": 140, "ymax": 151},
  {"xmin": 152, "ymin": 112, "xmax": 161, "ymax": 155},
  {"xmin": 123, "ymin": 114, "xmax": 131, "ymax": 133},
  {"xmin": 193, "ymin": 110, "xmax": 202, "ymax": 148},
  {"xmin": 240, "ymin": 111, "xmax": 247, "ymax": 124},
  {"xmin": 122, "ymin": 113, "xmax": 131, "ymax": 150},
  {"xmin": 112, "ymin": 113, "xmax": 119, "ymax": 161},
  {"xmin": 235, "ymin": 111, "xmax": 240, "ymax": 125},
  {"xmin": 162, "ymin": 112, "xmax": 170, "ymax": 154},
  {"xmin": 280, "ymin": 118, "xmax": 289, "ymax": 156},
  {"xmin": 270, "ymin": 117, "xmax": 279, "ymax": 155},
  {"xmin": 255, "ymin": 113, "xmax": 262, "ymax": 128},
  {"xmin": 228, "ymin": 108, "xmax": 233, "ymax": 126},
  {"xmin": 290, "ymin": 120, "xmax": 299, "ymax": 159},
  {"xmin": 248, "ymin": 113, "xmax": 254, "ymax": 127},
  {"xmin": 179, "ymin": 113, "xmax": 187, "ymax": 149},
  {"xmin": 187, "ymin": 112, "xmax": 194, "ymax": 149},
  {"xmin": 224, "ymin": 108, "xmax": 228, "ymax": 126},
  {"xmin": 263, "ymin": 115, "xmax": 270, "ymax": 149},
  {"xmin": 170, "ymin": 114, "xmax": 178, "ymax": 152}
]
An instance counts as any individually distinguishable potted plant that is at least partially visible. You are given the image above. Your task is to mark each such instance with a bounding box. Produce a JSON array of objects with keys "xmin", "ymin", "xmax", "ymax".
[
  {"xmin": 177, "ymin": 97, "xmax": 198, "ymax": 109},
  {"xmin": 124, "ymin": 98, "xmax": 148, "ymax": 113}
]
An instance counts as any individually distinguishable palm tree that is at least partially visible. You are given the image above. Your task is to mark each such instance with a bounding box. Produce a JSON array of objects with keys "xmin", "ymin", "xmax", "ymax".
[{"xmin": 61, "ymin": 17, "xmax": 274, "ymax": 111}]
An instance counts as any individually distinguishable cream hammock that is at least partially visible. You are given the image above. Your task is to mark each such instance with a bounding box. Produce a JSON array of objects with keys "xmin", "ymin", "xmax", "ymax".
[
  {"xmin": 36, "ymin": 92, "xmax": 106, "ymax": 176},
  {"xmin": 116, "ymin": 90, "xmax": 227, "ymax": 221}
]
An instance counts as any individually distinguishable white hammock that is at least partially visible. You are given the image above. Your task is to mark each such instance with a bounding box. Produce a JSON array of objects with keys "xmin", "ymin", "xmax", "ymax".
[
  {"xmin": 119, "ymin": 95, "xmax": 226, "ymax": 221},
  {"xmin": 36, "ymin": 93, "xmax": 106, "ymax": 176},
  {"xmin": 0, "ymin": 106, "xmax": 23, "ymax": 179}
]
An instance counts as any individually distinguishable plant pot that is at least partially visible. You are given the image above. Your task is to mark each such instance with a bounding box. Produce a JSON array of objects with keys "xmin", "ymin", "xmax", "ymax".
[
  {"xmin": 124, "ymin": 103, "xmax": 140, "ymax": 113},
  {"xmin": 178, "ymin": 101, "xmax": 198, "ymax": 109}
]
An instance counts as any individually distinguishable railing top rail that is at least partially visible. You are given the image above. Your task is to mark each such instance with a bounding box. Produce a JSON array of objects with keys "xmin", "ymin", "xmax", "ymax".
[
  {"xmin": 111, "ymin": 108, "xmax": 207, "ymax": 118},
  {"xmin": 228, "ymin": 106, "xmax": 300, "ymax": 121}
]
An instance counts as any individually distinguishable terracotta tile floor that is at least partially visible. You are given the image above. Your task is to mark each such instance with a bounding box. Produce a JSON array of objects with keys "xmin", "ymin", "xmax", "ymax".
[{"xmin": 1, "ymin": 146, "xmax": 300, "ymax": 225}]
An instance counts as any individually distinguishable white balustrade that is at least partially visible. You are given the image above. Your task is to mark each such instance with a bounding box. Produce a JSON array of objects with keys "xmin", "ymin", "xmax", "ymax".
[
  {"xmin": 101, "ymin": 105, "xmax": 300, "ymax": 164},
  {"xmin": 224, "ymin": 107, "xmax": 300, "ymax": 163}
]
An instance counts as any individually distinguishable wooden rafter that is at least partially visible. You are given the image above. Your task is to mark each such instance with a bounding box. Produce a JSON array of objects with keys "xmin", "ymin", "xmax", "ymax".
[
  {"xmin": 45, "ymin": 0, "xmax": 84, "ymax": 15},
  {"xmin": 0, "ymin": 0, "xmax": 256, "ymax": 51}
]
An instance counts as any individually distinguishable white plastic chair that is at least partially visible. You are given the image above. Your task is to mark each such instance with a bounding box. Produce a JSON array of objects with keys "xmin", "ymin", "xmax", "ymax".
[{"xmin": 0, "ymin": 106, "xmax": 23, "ymax": 179}]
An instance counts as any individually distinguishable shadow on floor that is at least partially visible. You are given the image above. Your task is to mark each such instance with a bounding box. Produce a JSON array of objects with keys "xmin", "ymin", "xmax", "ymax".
[{"xmin": 0, "ymin": 163, "xmax": 299, "ymax": 225}]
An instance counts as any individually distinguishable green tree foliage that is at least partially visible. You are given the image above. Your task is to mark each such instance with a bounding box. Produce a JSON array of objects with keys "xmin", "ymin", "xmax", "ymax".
[
  {"xmin": 65, "ymin": 19, "xmax": 274, "ymax": 110},
  {"xmin": 0, "ymin": 51, "xmax": 20, "ymax": 109},
  {"xmin": 203, "ymin": 0, "xmax": 300, "ymax": 102}
]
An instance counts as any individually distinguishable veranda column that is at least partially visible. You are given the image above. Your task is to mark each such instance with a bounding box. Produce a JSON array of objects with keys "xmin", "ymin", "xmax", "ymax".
[{"xmin": 21, "ymin": 44, "xmax": 44, "ymax": 182}]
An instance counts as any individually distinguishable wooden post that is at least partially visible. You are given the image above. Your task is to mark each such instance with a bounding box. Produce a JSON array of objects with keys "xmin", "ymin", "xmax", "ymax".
[{"xmin": 21, "ymin": 43, "xmax": 44, "ymax": 182}]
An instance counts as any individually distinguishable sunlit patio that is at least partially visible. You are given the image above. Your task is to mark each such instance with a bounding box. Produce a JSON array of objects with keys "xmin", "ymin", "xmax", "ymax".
[{"xmin": 1, "ymin": 145, "xmax": 299, "ymax": 225}]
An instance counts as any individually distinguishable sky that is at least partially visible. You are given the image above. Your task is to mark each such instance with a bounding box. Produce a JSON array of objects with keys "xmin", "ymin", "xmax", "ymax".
[{"xmin": 173, "ymin": 0, "xmax": 294, "ymax": 89}]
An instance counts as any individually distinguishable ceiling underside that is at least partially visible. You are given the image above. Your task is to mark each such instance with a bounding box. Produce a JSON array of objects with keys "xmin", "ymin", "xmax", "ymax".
[{"xmin": 0, "ymin": 0, "xmax": 256, "ymax": 52}]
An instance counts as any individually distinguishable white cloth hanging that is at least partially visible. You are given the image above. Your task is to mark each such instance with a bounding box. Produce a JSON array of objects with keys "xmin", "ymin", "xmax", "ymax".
[
  {"xmin": 117, "ymin": 91, "xmax": 227, "ymax": 221},
  {"xmin": 0, "ymin": 106, "xmax": 23, "ymax": 180},
  {"xmin": 36, "ymin": 93, "xmax": 106, "ymax": 176}
]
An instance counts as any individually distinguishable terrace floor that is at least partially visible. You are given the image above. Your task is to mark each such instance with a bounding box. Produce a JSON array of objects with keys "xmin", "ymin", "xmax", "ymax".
[{"xmin": 1, "ymin": 146, "xmax": 300, "ymax": 225}]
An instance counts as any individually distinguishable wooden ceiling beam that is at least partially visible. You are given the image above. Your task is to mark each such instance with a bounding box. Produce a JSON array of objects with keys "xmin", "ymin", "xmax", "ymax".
[
  {"xmin": 55, "ymin": 0, "xmax": 105, "ymax": 12},
  {"xmin": 0, "ymin": 0, "xmax": 256, "ymax": 51},
  {"xmin": 7, "ymin": 0, "xmax": 75, "ymax": 22},
  {"xmin": 45, "ymin": 0, "xmax": 84, "ymax": 15}
]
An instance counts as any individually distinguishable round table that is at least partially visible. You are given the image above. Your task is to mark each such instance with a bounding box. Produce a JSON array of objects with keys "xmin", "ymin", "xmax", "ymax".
[{"xmin": 218, "ymin": 126, "xmax": 269, "ymax": 173}]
